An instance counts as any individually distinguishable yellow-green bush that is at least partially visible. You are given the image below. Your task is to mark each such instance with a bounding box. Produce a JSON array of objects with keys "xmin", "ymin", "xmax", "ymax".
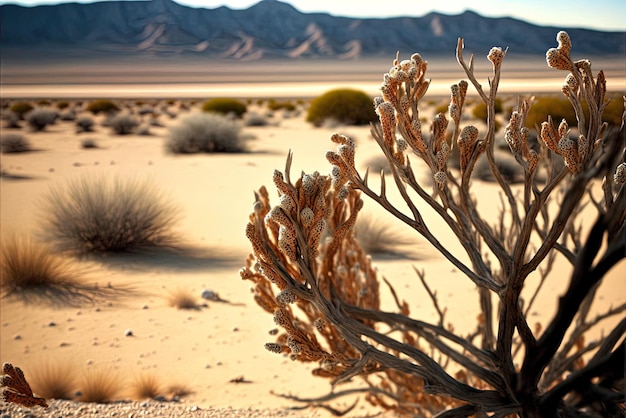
[
  {"xmin": 306, "ymin": 88, "xmax": 377, "ymax": 126},
  {"xmin": 472, "ymin": 98, "xmax": 503, "ymax": 120},
  {"xmin": 526, "ymin": 95, "xmax": 624, "ymax": 129},
  {"xmin": 267, "ymin": 99, "xmax": 296, "ymax": 112},
  {"xmin": 86, "ymin": 99, "xmax": 120, "ymax": 115},
  {"xmin": 202, "ymin": 98, "xmax": 247, "ymax": 118},
  {"xmin": 10, "ymin": 102, "xmax": 33, "ymax": 119}
]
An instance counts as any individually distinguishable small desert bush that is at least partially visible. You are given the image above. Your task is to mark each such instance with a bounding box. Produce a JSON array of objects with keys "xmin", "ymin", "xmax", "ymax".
[
  {"xmin": 354, "ymin": 213, "xmax": 416, "ymax": 256},
  {"xmin": 56, "ymin": 101, "xmax": 70, "ymax": 110},
  {"xmin": 166, "ymin": 113, "xmax": 248, "ymax": 154},
  {"xmin": 306, "ymin": 88, "xmax": 377, "ymax": 126},
  {"xmin": 244, "ymin": 111, "xmax": 270, "ymax": 126},
  {"xmin": 29, "ymin": 360, "xmax": 77, "ymax": 400},
  {"xmin": 9, "ymin": 102, "xmax": 33, "ymax": 119},
  {"xmin": 2, "ymin": 111, "xmax": 21, "ymax": 128},
  {"xmin": 80, "ymin": 138, "xmax": 98, "ymax": 149},
  {"xmin": 108, "ymin": 113, "xmax": 138, "ymax": 135},
  {"xmin": 25, "ymin": 108, "xmax": 58, "ymax": 131},
  {"xmin": 0, "ymin": 237, "xmax": 79, "ymax": 296},
  {"xmin": 1, "ymin": 133, "xmax": 31, "ymax": 153},
  {"xmin": 86, "ymin": 99, "xmax": 119, "ymax": 115},
  {"xmin": 267, "ymin": 99, "xmax": 296, "ymax": 112},
  {"xmin": 77, "ymin": 367, "xmax": 120, "ymax": 403},
  {"xmin": 202, "ymin": 98, "xmax": 247, "ymax": 118},
  {"xmin": 129, "ymin": 372, "xmax": 163, "ymax": 400},
  {"xmin": 166, "ymin": 287, "xmax": 198, "ymax": 309},
  {"xmin": 472, "ymin": 97, "xmax": 503, "ymax": 120},
  {"xmin": 76, "ymin": 116, "xmax": 95, "ymax": 133},
  {"xmin": 41, "ymin": 175, "xmax": 179, "ymax": 253}
]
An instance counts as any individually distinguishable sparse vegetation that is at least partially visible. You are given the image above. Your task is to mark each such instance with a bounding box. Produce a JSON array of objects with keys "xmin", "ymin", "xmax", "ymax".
[
  {"xmin": 129, "ymin": 372, "xmax": 163, "ymax": 400},
  {"xmin": 9, "ymin": 102, "xmax": 33, "ymax": 119},
  {"xmin": 77, "ymin": 367, "xmax": 120, "ymax": 403},
  {"xmin": 25, "ymin": 108, "xmax": 58, "ymax": 131},
  {"xmin": 80, "ymin": 138, "xmax": 98, "ymax": 149},
  {"xmin": 1, "ymin": 133, "xmax": 31, "ymax": 153},
  {"xmin": 306, "ymin": 88, "xmax": 377, "ymax": 126},
  {"xmin": 242, "ymin": 32, "xmax": 625, "ymax": 416},
  {"xmin": 165, "ymin": 113, "xmax": 248, "ymax": 154},
  {"xmin": 28, "ymin": 360, "xmax": 77, "ymax": 400},
  {"xmin": 108, "ymin": 113, "xmax": 138, "ymax": 135},
  {"xmin": 0, "ymin": 237, "xmax": 79, "ymax": 297},
  {"xmin": 86, "ymin": 99, "xmax": 120, "ymax": 115},
  {"xmin": 202, "ymin": 98, "xmax": 247, "ymax": 118},
  {"xmin": 41, "ymin": 175, "xmax": 179, "ymax": 253},
  {"xmin": 166, "ymin": 287, "xmax": 198, "ymax": 310},
  {"xmin": 76, "ymin": 116, "xmax": 95, "ymax": 133}
]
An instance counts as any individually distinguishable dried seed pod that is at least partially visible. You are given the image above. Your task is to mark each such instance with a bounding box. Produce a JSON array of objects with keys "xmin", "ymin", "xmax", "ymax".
[
  {"xmin": 487, "ymin": 47, "xmax": 505, "ymax": 67},
  {"xmin": 546, "ymin": 48, "xmax": 571, "ymax": 71},
  {"xmin": 558, "ymin": 119, "xmax": 569, "ymax": 138},
  {"xmin": 434, "ymin": 171, "xmax": 447, "ymax": 188},
  {"xmin": 614, "ymin": 163, "xmax": 626, "ymax": 184},
  {"xmin": 300, "ymin": 207, "xmax": 315, "ymax": 228},
  {"xmin": 264, "ymin": 343, "xmax": 283, "ymax": 353},
  {"xmin": 276, "ymin": 289, "xmax": 297, "ymax": 305},
  {"xmin": 458, "ymin": 125, "xmax": 479, "ymax": 172},
  {"xmin": 540, "ymin": 121, "xmax": 559, "ymax": 152},
  {"xmin": 556, "ymin": 31, "xmax": 572, "ymax": 54},
  {"xmin": 273, "ymin": 308, "xmax": 290, "ymax": 327}
]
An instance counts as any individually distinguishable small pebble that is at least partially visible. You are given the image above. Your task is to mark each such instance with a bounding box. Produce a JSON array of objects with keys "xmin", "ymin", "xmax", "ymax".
[{"xmin": 124, "ymin": 329, "xmax": 134, "ymax": 337}]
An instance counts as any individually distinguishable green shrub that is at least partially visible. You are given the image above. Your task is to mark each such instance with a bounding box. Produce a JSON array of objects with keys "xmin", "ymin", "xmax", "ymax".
[
  {"xmin": 202, "ymin": 98, "xmax": 247, "ymax": 118},
  {"xmin": 86, "ymin": 99, "xmax": 120, "ymax": 115},
  {"xmin": 472, "ymin": 98, "xmax": 503, "ymax": 120},
  {"xmin": 10, "ymin": 102, "xmax": 33, "ymax": 119},
  {"xmin": 306, "ymin": 88, "xmax": 377, "ymax": 126},
  {"xmin": 41, "ymin": 175, "xmax": 179, "ymax": 253},
  {"xmin": 1, "ymin": 133, "xmax": 31, "ymax": 153},
  {"xmin": 528, "ymin": 95, "xmax": 623, "ymax": 129},
  {"xmin": 25, "ymin": 108, "xmax": 58, "ymax": 131},
  {"xmin": 267, "ymin": 99, "xmax": 296, "ymax": 112},
  {"xmin": 166, "ymin": 113, "xmax": 247, "ymax": 154}
]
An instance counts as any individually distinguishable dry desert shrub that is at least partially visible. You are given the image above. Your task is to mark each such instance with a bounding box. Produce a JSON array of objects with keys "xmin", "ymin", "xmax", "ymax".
[
  {"xmin": 166, "ymin": 112, "xmax": 248, "ymax": 153},
  {"xmin": 1, "ymin": 133, "xmax": 31, "ymax": 153},
  {"xmin": 241, "ymin": 32, "xmax": 625, "ymax": 417},
  {"xmin": 40, "ymin": 174, "xmax": 179, "ymax": 253},
  {"xmin": 108, "ymin": 112, "xmax": 139, "ymax": 135},
  {"xmin": 0, "ymin": 236, "xmax": 81, "ymax": 297},
  {"xmin": 25, "ymin": 108, "xmax": 58, "ymax": 131}
]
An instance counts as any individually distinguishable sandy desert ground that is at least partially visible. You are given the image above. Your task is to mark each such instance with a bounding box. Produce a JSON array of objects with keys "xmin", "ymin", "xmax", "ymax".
[{"xmin": 0, "ymin": 65, "xmax": 625, "ymax": 417}]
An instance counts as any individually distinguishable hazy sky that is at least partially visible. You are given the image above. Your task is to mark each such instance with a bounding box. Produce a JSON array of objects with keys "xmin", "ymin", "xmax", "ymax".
[{"xmin": 1, "ymin": 0, "xmax": 625, "ymax": 32}]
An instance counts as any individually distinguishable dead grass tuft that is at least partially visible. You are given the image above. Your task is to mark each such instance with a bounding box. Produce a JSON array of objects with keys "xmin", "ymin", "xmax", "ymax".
[
  {"xmin": 129, "ymin": 372, "xmax": 163, "ymax": 400},
  {"xmin": 28, "ymin": 359, "xmax": 77, "ymax": 400},
  {"xmin": 77, "ymin": 367, "xmax": 121, "ymax": 403},
  {"xmin": 0, "ymin": 236, "xmax": 80, "ymax": 296},
  {"xmin": 166, "ymin": 287, "xmax": 199, "ymax": 309}
]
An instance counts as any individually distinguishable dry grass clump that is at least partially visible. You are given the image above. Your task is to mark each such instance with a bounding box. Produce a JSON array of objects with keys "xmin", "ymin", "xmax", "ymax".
[
  {"xmin": 77, "ymin": 367, "xmax": 121, "ymax": 403},
  {"xmin": 0, "ymin": 236, "xmax": 80, "ymax": 297},
  {"xmin": 166, "ymin": 287, "xmax": 198, "ymax": 309},
  {"xmin": 25, "ymin": 108, "xmax": 58, "ymax": 131},
  {"xmin": 28, "ymin": 360, "xmax": 77, "ymax": 400},
  {"xmin": 40, "ymin": 174, "xmax": 180, "ymax": 254},
  {"xmin": 354, "ymin": 213, "xmax": 417, "ymax": 256},
  {"xmin": 129, "ymin": 372, "xmax": 163, "ymax": 400}
]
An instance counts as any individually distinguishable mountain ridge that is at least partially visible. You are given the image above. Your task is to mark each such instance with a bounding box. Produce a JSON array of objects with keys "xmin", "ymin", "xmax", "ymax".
[{"xmin": 1, "ymin": 0, "xmax": 624, "ymax": 61}]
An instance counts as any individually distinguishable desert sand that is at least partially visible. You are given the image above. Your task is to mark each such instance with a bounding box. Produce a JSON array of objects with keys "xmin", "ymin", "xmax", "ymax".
[{"xmin": 1, "ymin": 67, "xmax": 624, "ymax": 418}]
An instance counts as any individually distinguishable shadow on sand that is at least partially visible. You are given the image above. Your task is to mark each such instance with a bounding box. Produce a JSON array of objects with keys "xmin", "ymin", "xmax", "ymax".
[
  {"xmin": 2, "ymin": 280, "xmax": 139, "ymax": 308},
  {"xmin": 81, "ymin": 243, "xmax": 246, "ymax": 273}
]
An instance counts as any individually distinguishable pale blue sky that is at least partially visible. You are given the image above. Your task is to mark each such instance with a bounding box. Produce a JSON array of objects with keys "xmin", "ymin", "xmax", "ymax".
[{"xmin": 1, "ymin": 0, "xmax": 625, "ymax": 32}]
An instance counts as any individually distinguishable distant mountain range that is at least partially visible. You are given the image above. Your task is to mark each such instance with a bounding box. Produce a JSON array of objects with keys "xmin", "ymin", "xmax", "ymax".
[{"xmin": 1, "ymin": 0, "xmax": 624, "ymax": 61}]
